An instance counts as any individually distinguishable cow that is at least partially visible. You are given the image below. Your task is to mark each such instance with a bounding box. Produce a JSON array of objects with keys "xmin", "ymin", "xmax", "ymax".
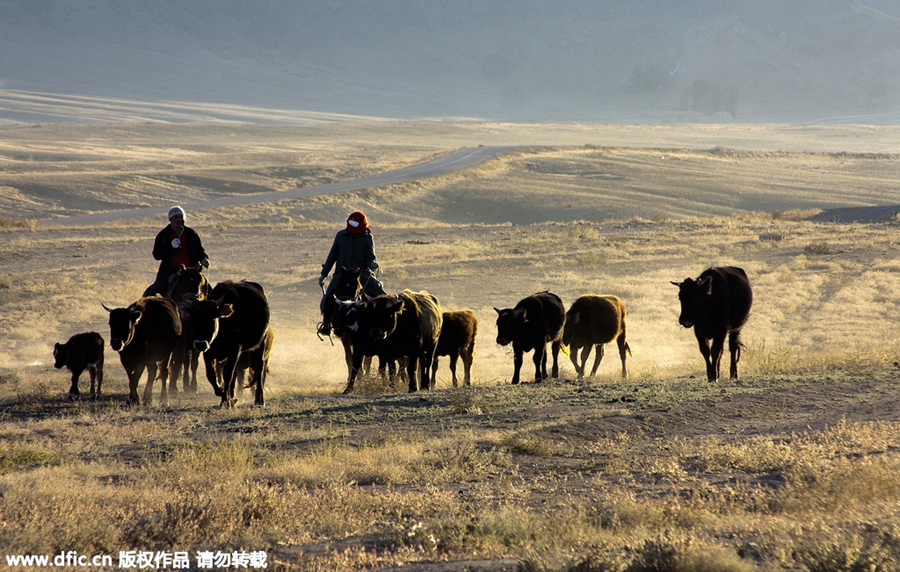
[
  {"xmin": 494, "ymin": 291, "xmax": 565, "ymax": 385},
  {"xmin": 53, "ymin": 331, "xmax": 104, "ymax": 399},
  {"xmin": 340, "ymin": 290, "xmax": 442, "ymax": 394},
  {"xmin": 103, "ymin": 296, "xmax": 181, "ymax": 405},
  {"xmin": 433, "ymin": 310, "xmax": 477, "ymax": 387},
  {"xmin": 184, "ymin": 280, "xmax": 270, "ymax": 407},
  {"xmin": 216, "ymin": 326, "xmax": 275, "ymax": 405},
  {"xmin": 165, "ymin": 265, "xmax": 209, "ymax": 394},
  {"xmin": 671, "ymin": 266, "xmax": 753, "ymax": 382},
  {"xmin": 562, "ymin": 295, "xmax": 631, "ymax": 379},
  {"xmin": 325, "ymin": 266, "xmax": 375, "ymax": 379}
]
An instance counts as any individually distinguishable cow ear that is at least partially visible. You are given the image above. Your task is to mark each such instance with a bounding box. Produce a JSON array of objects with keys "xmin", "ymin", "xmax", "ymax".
[
  {"xmin": 515, "ymin": 307, "xmax": 527, "ymax": 321},
  {"xmin": 390, "ymin": 300, "xmax": 405, "ymax": 314},
  {"xmin": 130, "ymin": 310, "xmax": 143, "ymax": 324},
  {"xmin": 219, "ymin": 303, "xmax": 235, "ymax": 319}
]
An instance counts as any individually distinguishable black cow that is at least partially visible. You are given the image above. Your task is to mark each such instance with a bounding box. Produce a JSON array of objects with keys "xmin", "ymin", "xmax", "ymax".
[
  {"xmin": 186, "ymin": 280, "xmax": 270, "ymax": 407},
  {"xmin": 563, "ymin": 295, "xmax": 631, "ymax": 379},
  {"xmin": 340, "ymin": 290, "xmax": 442, "ymax": 394},
  {"xmin": 165, "ymin": 265, "xmax": 209, "ymax": 394},
  {"xmin": 327, "ymin": 266, "xmax": 375, "ymax": 379},
  {"xmin": 672, "ymin": 266, "xmax": 753, "ymax": 381},
  {"xmin": 433, "ymin": 310, "xmax": 477, "ymax": 387},
  {"xmin": 103, "ymin": 296, "xmax": 182, "ymax": 405},
  {"xmin": 494, "ymin": 291, "xmax": 565, "ymax": 385},
  {"xmin": 217, "ymin": 326, "xmax": 275, "ymax": 405},
  {"xmin": 53, "ymin": 331, "xmax": 105, "ymax": 399}
]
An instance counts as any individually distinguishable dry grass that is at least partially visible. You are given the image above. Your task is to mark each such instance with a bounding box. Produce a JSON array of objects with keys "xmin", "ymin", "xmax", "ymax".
[{"xmin": 1, "ymin": 122, "xmax": 900, "ymax": 570}]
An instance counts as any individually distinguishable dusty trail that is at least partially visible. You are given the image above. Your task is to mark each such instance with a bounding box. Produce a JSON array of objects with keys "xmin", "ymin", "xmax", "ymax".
[{"xmin": 41, "ymin": 145, "xmax": 517, "ymax": 226}]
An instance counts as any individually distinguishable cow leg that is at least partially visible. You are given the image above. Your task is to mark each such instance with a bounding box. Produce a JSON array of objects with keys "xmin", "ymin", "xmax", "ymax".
[
  {"xmin": 250, "ymin": 349, "xmax": 265, "ymax": 406},
  {"xmin": 729, "ymin": 330, "xmax": 743, "ymax": 379},
  {"xmin": 576, "ymin": 345, "xmax": 591, "ymax": 378},
  {"xmin": 68, "ymin": 368, "xmax": 83, "ymax": 398},
  {"xmin": 407, "ymin": 355, "xmax": 420, "ymax": 393},
  {"xmin": 87, "ymin": 366, "xmax": 96, "ymax": 398},
  {"xmin": 125, "ymin": 361, "xmax": 145, "ymax": 405},
  {"xmin": 188, "ymin": 349, "xmax": 200, "ymax": 393},
  {"xmin": 169, "ymin": 347, "xmax": 183, "ymax": 395},
  {"xmin": 341, "ymin": 336, "xmax": 354, "ymax": 381},
  {"xmin": 144, "ymin": 362, "xmax": 159, "ymax": 405},
  {"xmin": 432, "ymin": 355, "xmax": 442, "ymax": 387},
  {"xmin": 159, "ymin": 356, "xmax": 173, "ymax": 405},
  {"xmin": 695, "ymin": 333, "xmax": 714, "ymax": 381},
  {"xmin": 220, "ymin": 353, "xmax": 241, "ymax": 407},
  {"xmin": 94, "ymin": 358, "xmax": 103, "ymax": 398},
  {"xmin": 422, "ymin": 345, "xmax": 438, "ymax": 391},
  {"xmin": 533, "ymin": 345, "xmax": 547, "ymax": 382},
  {"xmin": 462, "ymin": 346, "xmax": 473, "ymax": 386},
  {"xmin": 509, "ymin": 349, "xmax": 523, "ymax": 385},
  {"xmin": 449, "ymin": 354, "xmax": 460, "ymax": 388},
  {"xmin": 550, "ymin": 341, "xmax": 561, "ymax": 379},
  {"xmin": 708, "ymin": 335, "xmax": 726, "ymax": 382},
  {"xmin": 343, "ymin": 350, "xmax": 366, "ymax": 394},
  {"xmin": 142, "ymin": 363, "xmax": 158, "ymax": 405},
  {"xmin": 589, "ymin": 344, "xmax": 605, "ymax": 377},
  {"xmin": 617, "ymin": 333, "xmax": 629, "ymax": 379},
  {"xmin": 569, "ymin": 344, "xmax": 583, "ymax": 378},
  {"xmin": 204, "ymin": 355, "xmax": 224, "ymax": 397}
]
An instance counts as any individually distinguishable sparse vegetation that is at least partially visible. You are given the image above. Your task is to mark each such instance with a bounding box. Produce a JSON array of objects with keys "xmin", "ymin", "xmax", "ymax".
[{"xmin": 1, "ymin": 123, "xmax": 900, "ymax": 570}]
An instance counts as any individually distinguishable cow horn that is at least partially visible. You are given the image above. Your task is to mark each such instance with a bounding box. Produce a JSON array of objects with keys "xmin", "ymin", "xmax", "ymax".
[
  {"xmin": 101, "ymin": 302, "xmax": 115, "ymax": 313},
  {"xmin": 670, "ymin": 281, "xmax": 682, "ymax": 286}
]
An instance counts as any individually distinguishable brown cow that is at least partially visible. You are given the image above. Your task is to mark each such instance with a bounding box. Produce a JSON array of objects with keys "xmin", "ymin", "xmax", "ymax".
[
  {"xmin": 563, "ymin": 295, "xmax": 631, "ymax": 379},
  {"xmin": 433, "ymin": 310, "xmax": 477, "ymax": 387},
  {"xmin": 53, "ymin": 331, "xmax": 105, "ymax": 399},
  {"xmin": 103, "ymin": 296, "xmax": 181, "ymax": 405}
]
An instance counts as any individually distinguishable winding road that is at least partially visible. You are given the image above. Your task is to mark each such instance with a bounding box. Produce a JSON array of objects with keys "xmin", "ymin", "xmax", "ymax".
[{"xmin": 42, "ymin": 145, "xmax": 517, "ymax": 226}]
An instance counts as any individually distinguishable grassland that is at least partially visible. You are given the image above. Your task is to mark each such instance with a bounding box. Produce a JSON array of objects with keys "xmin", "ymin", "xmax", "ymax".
[{"xmin": 1, "ymin": 121, "xmax": 899, "ymax": 571}]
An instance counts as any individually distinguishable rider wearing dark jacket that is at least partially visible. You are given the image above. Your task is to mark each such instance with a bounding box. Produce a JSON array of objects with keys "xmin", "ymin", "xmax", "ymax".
[
  {"xmin": 317, "ymin": 210, "xmax": 385, "ymax": 335},
  {"xmin": 144, "ymin": 206, "xmax": 209, "ymax": 297}
]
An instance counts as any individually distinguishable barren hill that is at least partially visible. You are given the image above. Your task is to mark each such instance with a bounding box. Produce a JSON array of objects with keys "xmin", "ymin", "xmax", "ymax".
[{"xmin": 1, "ymin": 0, "xmax": 898, "ymax": 123}]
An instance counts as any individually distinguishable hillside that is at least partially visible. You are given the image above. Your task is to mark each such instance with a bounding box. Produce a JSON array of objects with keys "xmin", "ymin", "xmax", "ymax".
[{"xmin": 1, "ymin": 0, "xmax": 898, "ymax": 123}]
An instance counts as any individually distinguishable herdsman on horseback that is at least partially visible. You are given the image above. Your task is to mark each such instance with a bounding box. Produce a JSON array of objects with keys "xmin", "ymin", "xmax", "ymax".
[
  {"xmin": 317, "ymin": 210, "xmax": 386, "ymax": 336},
  {"xmin": 144, "ymin": 206, "xmax": 209, "ymax": 297}
]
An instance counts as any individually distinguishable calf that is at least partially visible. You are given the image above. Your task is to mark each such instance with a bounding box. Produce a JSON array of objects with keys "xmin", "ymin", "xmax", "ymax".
[
  {"xmin": 103, "ymin": 296, "xmax": 182, "ymax": 405},
  {"xmin": 563, "ymin": 295, "xmax": 631, "ymax": 379},
  {"xmin": 433, "ymin": 310, "xmax": 477, "ymax": 387},
  {"xmin": 672, "ymin": 266, "xmax": 753, "ymax": 381},
  {"xmin": 494, "ymin": 291, "xmax": 565, "ymax": 385},
  {"xmin": 53, "ymin": 332, "xmax": 105, "ymax": 399}
]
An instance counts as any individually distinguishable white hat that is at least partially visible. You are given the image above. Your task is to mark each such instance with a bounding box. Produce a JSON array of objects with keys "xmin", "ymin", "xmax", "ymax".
[{"xmin": 168, "ymin": 206, "xmax": 185, "ymax": 221}]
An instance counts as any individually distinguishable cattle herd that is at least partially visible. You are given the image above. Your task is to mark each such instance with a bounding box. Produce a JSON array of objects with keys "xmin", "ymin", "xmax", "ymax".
[{"xmin": 53, "ymin": 264, "xmax": 753, "ymax": 407}]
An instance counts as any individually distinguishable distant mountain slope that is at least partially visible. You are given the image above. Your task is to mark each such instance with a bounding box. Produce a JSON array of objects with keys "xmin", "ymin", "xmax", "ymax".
[{"xmin": 0, "ymin": 0, "xmax": 897, "ymax": 123}]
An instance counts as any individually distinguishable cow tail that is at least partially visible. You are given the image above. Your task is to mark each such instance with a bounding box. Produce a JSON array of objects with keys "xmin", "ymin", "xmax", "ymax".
[
  {"xmin": 624, "ymin": 342, "xmax": 633, "ymax": 357},
  {"xmin": 558, "ymin": 341, "xmax": 570, "ymax": 358}
]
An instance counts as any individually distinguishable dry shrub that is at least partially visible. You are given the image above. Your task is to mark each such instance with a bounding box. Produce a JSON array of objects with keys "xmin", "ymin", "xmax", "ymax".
[
  {"xmin": 0, "ymin": 217, "xmax": 38, "ymax": 230},
  {"xmin": 773, "ymin": 208, "xmax": 821, "ymax": 221},
  {"xmin": 803, "ymin": 242, "xmax": 839, "ymax": 256}
]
